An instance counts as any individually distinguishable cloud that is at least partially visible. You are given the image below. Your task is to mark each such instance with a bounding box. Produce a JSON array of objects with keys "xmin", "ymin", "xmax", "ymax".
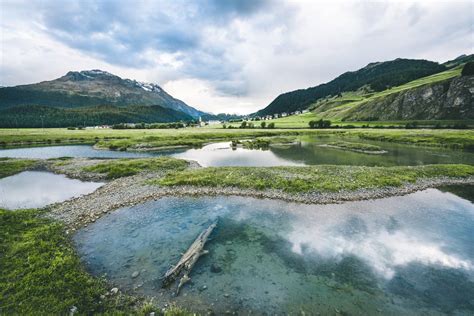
[{"xmin": 1, "ymin": 0, "xmax": 473, "ymax": 113}]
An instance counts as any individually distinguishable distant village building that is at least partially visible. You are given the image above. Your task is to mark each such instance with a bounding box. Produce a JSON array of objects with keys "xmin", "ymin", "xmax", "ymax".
[
  {"xmin": 302, "ymin": 110, "xmax": 309, "ymax": 113},
  {"xmin": 86, "ymin": 125, "xmax": 110, "ymax": 129},
  {"xmin": 281, "ymin": 112, "xmax": 288, "ymax": 117},
  {"xmin": 198, "ymin": 116, "xmax": 205, "ymax": 127},
  {"xmin": 294, "ymin": 110, "xmax": 301, "ymax": 115}
]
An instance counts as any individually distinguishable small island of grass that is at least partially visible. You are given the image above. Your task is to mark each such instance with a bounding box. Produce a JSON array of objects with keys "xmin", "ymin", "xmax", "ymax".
[
  {"xmin": 232, "ymin": 136, "xmax": 298, "ymax": 150},
  {"xmin": 320, "ymin": 141, "xmax": 387, "ymax": 154},
  {"xmin": 155, "ymin": 164, "xmax": 474, "ymax": 193}
]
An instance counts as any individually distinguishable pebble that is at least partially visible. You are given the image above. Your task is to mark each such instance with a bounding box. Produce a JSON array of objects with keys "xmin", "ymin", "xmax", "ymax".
[
  {"xmin": 210, "ymin": 263, "xmax": 222, "ymax": 273},
  {"xmin": 110, "ymin": 287, "xmax": 119, "ymax": 295},
  {"xmin": 45, "ymin": 158, "xmax": 474, "ymax": 232},
  {"xmin": 131, "ymin": 271, "xmax": 140, "ymax": 278}
]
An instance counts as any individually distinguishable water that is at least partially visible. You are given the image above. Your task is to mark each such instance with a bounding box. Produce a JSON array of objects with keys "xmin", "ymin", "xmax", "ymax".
[
  {"xmin": 74, "ymin": 187, "xmax": 474, "ymax": 314},
  {"xmin": 171, "ymin": 142, "xmax": 305, "ymax": 167},
  {"xmin": 0, "ymin": 145, "xmax": 183, "ymax": 159},
  {"xmin": 0, "ymin": 171, "xmax": 103, "ymax": 209},
  {"xmin": 1, "ymin": 137, "xmax": 473, "ymax": 166}
]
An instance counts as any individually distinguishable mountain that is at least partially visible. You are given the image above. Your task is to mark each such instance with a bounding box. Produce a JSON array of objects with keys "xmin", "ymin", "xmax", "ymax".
[
  {"xmin": 0, "ymin": 70, "xmax": 205, "ymax": 127},
  {"xmin": 0, "ymin": 104, "xmax": 194, "ymax": 128},
  {"xmin": 315, "ymin": 67, "xmax": 473, "ymax": 121},
  {"xmin": 443, "ymin": 54, "xmax": 474, "ymax": 68},
  {"xmin": 256, "ymin": 59, "xmax": 447, "ymax": 116}
]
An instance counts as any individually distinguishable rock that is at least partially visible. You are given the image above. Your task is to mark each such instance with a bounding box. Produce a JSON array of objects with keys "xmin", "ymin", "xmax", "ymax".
[
  {"xmin": 110, "ymin": 287, "xmax": 119, "ymax": 295},
  {"xmin": 150, "ymin": 312, "xmax": 155, "ymax": 316},
  {"xmin": 199, "ymin": 285, "xmax": 208, "ymax": 292},
  {"xmin": 224, "ymin": 293, "xmax": 230, "ymax": 298},
  {"xmin": 210, "ymin": 263, "xmax": 222, "ymax": 273},
  {"xmin": 131, "ymin": 271, "xmax": 140, "ymax": 278}
]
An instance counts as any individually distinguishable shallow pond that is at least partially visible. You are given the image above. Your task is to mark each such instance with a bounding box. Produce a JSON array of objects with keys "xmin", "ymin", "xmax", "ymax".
[
  {"xmin": 1, "ymin": 137, "xmax": 473, "ymax": 166},
  {"xmin": 74, "ymin": 186, "xmax": 474, "ymax": 315},
  {"xmin": 173, "ymin": 137, "xmax": 474, "ymax": 167},
  {"xmin": 0, "ymin": 145, "xmax": 182, "ymax": 159},
  {"xmin": 0, "ymin": 171, "xmax": 103, "ymax": 209}
]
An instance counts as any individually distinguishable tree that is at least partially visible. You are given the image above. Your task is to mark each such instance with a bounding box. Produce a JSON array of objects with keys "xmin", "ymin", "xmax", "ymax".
[
  {"xmin": 461, "ymin": 62, "xmax": 474, "ymax": 76},
  {"xmin": 321, "ymin": 120, "xmax": 331, "ymax": 128},
  {"xmin": 261, "ymin": 121, "xmax": 266, "ymax": 128},
  {"xmin": 240, "ymin": 121, "xmax": 248, "ymax": 129},
  {"xmin": 309, "ymin": 119, "xmax": 331, "ymax": 128},
  {"xmin": 405, "ymin": 121, "xmax": 418, "ymax": 129},
  {"xmin": 267, "ymin": 122, "xmax": 275, "ymax": 129}
]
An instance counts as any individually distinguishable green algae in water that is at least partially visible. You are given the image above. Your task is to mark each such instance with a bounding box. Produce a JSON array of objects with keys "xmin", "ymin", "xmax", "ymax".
[{"xmin": 74, "ymin": 188, "xmax": 474, "ymax": 314}]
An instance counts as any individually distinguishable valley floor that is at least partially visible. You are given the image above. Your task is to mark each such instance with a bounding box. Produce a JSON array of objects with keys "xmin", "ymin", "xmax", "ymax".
[
  {"xmin": 1, "ymin": 126, "xmax": 474, "ymax": 150},
  {"xmin": 1, "ymin": 127, "xmax": 473, "ymax": 314}
]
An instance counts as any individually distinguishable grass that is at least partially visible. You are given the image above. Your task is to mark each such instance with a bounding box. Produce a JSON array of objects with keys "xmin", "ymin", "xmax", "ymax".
[
  {"xmin": 1, "ymin": 127, "xmax": 473, "ymax": 151},
  {"xmin": 351, "ymin": 129, "xmax": 474, "ymax": 150},
  {"xmin": 311, "ymin": 66, "xmax": 464, "ymax": 119},
  {"xmin": 83, "ymin": 157, "xmax": 189, "ymax": 179},
  {"xmin": 236, "ymin": 136, "xmax": 298, "ymax": 149},
  {"xmin": 0, "ymin": 209, "xmax": 127, "ymax": 314},
  {"xmin": 155, "ymin": 164, "xmax": 474, "ymax": 193},
  {"xmin": 323, "ymin": 141, "xmax": 384, "ymax": 153},
  {"xmin": 0, "ymin": 208, "xmax": 195, "ymax": 315},
  {"xmin": 0, "ymin": 127, "xmax": 306, "ymax": 149},
  {"xmin": 250, "ymin": 66, "xmax": 472, "ymax": 128},
  {"xmin": 0, "ymin": 158, "xmax": 37, "ymax": 178}
]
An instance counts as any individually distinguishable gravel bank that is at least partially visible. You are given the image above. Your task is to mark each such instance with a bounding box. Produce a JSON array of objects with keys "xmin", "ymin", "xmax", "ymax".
[{"xmin": 46, "ymin": 167, "xmax": 474, "ymax": 231}]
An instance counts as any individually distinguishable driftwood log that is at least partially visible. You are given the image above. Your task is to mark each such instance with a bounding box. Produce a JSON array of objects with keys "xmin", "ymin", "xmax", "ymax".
[{"xmin": 162, "ymin": 220, "xmax": 217, "ymax": 295}]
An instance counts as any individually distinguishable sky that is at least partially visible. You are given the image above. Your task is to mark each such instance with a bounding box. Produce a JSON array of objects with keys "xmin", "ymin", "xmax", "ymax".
[{"xmin": 0, "ymin": 0, "xmax": 472, "ymax": 114}]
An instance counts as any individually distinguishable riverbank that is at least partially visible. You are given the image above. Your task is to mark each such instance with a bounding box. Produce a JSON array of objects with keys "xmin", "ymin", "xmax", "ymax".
[
  {"xmin": 0, "ymin": 158, "xmax": 38, "ymax": 178},
  {"xmin": 0, "ymin": 208, "xmax": 162, "ymax": 315},
  {"xmin": 3, "ymin": 157, "xmax": 474, "ymax": 315},
  {"xmin": 1, "ymin": 128, "xmax": 473, "ymax": 150},
  {"xmin": 39, "ymin": 158, "xmax": 474, "ymax": 230}
]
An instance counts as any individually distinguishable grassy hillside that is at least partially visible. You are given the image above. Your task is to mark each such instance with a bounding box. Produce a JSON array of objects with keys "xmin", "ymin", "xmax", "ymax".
[
  {"xmin": 260, "ymin": 66, "xmax": 472, "ymax": 126},
  {"xmin": 256, "ymin": 59, "xmax": 446, "ymax": 116},
  {"xmin": 311, "ymin": 66, "xmax": 464, "ymax": 120}
]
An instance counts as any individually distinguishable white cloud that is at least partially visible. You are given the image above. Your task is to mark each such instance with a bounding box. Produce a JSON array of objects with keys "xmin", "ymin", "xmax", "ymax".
[{"xmin": 1, "ymin": 0, "xmax": 472, "ymax": 113}]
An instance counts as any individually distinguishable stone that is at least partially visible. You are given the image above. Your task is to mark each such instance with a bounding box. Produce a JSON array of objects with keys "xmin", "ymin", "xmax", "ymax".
[
  {"xmin": 131, "ymin": 271, "xmax": 140, "ymax": 278},
  {"xmin": 210, "ymin": 263, "xmax": 222, "ymax": 273},
  {"xmin": 110, "ymin": 287, "xmax": 119, "ymax": 295}
]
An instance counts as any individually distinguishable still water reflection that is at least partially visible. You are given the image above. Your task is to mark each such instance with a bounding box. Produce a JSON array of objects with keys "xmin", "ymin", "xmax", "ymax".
[
  {"xmin": 0, "ymin": 171, "xmax": 103, "ymax": 209},
  {"xmin": 1, "ymin": 136, "xmax": 473, "ymax": 167},
  {"xmin": 75, "ymin": 186, "xmax": 474, "ymax": 314}
]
